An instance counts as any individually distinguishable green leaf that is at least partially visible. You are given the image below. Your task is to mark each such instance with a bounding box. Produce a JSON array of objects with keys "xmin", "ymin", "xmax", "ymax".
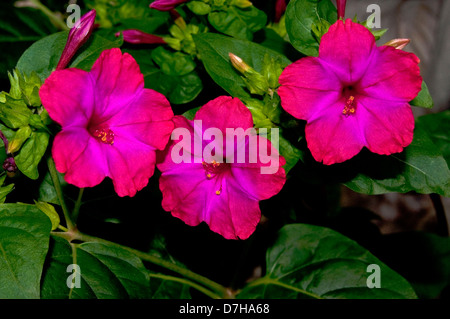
[
  {"xmin": 14, "ymin": 131, "xmax": 49, "ymax": 180},
  {"xmin": 344, "ymin": 126, "xmax": 450, "ymax": 197},
  {"xmin": 238, "ymin": 224, "xmax": 417, "ymax": 299},
  {"xmin": 416, "ymin": 110, "xmax": 450, "ymax": 165},
  {"xmin": 38, "ymin": 170, "xmax": 68, "ymax": 205},
  {"xmin": 0, "ymin": 95, "xmax": 33, "ymax": 129},
  {"xmin": 41, "ymin": 237, "xmax": 151, "ymax": 299},
  {"xmin": 375, "ymin": 231, "xmax": 450, "ymax": 299},
  {"xmin": 410, "ymin": 81, "xmax": 434, "ymax": 109},
  {"xmin": 16, "ymin": 31, "xmax": 123, "ymax": 82},
  {"xmin": 0, "ymin": 203, "xmax": 52, "ymax": 298},
  {"xmin": 208, "ymin": 6, "xmax": 267, "ymax": 40},
  {"xmin": 285, "ymin": 0, "xmax": 337, "ymax": 56},
  {"xmin": 151, "ymin": 47, "xmax": 196, "ymax": 76},
  {"xmin": 194, "ymin": 32, "xmax": 291, "ymax": 99},
  {"xmin": 34, "ymin": 201, "xmax": 60, "ymax": 230},
  {"xmin": 0, "ymin": 175, "xmax": 14, "ymax": 204},
  {"xmin": 187, "ymin": 1, "xmax": 211, "ymax": 15},
  {"xmin": 147, "ymin": 70, "xmax": 203, "ymax": 105},
  {"xmin": 7, "ymin": 125, "xmax": 32, "ymax": 154}
]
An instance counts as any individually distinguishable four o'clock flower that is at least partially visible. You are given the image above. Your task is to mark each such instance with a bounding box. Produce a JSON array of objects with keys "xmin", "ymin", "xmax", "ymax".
[
  {"xmin": 157, "ymin": 96, "xmax": 286, "ymax": 240},
  {"xmin": 150, "ymin": 0, "xmax": 188, "ymax": 11},
  {"xmin": 278, "ymin": 19, "xmax": 422, "ymax": 165},
  {"xmin": 40, "ymin": 48, "xmax": 174, "ymax": 197},
  {"xmin": 56, "ymin": 9, "xmax": 97, "ymax": 70},
  {"xmin": 115, "ymin": 29, "xmax": 166, "ymax": 45}
]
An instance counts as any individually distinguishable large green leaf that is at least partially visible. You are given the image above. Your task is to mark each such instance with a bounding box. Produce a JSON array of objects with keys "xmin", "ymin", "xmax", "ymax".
[
  {"xmin": 208, "ymin": 6, "xmax": 267, "ymax": 40},
  {"xmin": 344, "ymin": 126, "xmax": 450, "ymax": 197},
  {"xmin": 194, "ymin": 32, "xmax": 291, "ymax": 100},
  {"xmin": 285, "ymin": 0, "xmax": 337, "ymax": 56},
  {"xmin": 410, "ymin": 81, "xmax": 433, "ymax": 109},
  {"xmin": 16, "ymin": 31, "xmax": 123, "ymax": 81},
  {"xmin": 14, "ymin": 131, "xmax": 49, "ymax": 180},
  {"xmin": 41, "ymin": 236, "xmax": 151, "ymax": 299},
  {"xmin": 238, "ymin": 224, "xmax": 417, "ymax": 299},
  {"xmin": 0, "ymin": 203, "xmax": 52, "ymax": 298},
  {"xmin": 415, "ymin": 110, "xmax": 450, "ymax": 166}
]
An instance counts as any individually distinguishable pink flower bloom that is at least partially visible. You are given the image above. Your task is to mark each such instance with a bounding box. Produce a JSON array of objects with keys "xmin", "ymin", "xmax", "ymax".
[
  {"xmin": 115, "ymin": 29, "xmax": 166, "ymax": 45},
  {"xmin": 149, "ymin": 0, "xmax": 188, "ymax": 11},
  {"xmin": 40, "ymin": 48, "xmax": 174, "ymax": 197},
  {"xmin": 157, "ymin": 96, "xmax": 286, "ymax": 240},
  {"xmin": 56, "ymin": 9, "xmax": 97, "ymax": 70},
  {"xmin": 278, "ymin": 19, "xmax": 422, "ymax": 165}
]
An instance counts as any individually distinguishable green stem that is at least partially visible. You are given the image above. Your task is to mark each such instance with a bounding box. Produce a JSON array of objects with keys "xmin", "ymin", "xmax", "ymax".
[
  {"xmin": 245, "ymin": 277, "xmax": 322, "ymax": 299},
  {"xmin": 72, "ymin": 188, "xmax": 84, "ymax": 224},
  {"xmin": 72, "ymin": 230, "xmax": 231, "ymax": 298},
  {"xmin": 47, "ymin": 156, "xmax": 75, "ymax": 231},
  {"xmin": 149, "ymin": 273, "xmax": 222, "ymax": 299},
  {"xmin": 29, "ymin": 0, "xmax": 69, "ymax": 31}
]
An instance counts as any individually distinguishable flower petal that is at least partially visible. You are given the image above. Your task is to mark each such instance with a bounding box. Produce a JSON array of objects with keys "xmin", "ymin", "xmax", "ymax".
[
  {"xmin": 53, "ymin": 128, "xmax": 107, "ymax": 188},
  {"xmin": 104, "ymin": 134, "xmax": 158, "ymax": 197},
  {"xmin": 358, "ymin": 96, "xmax": 414, "ymax": 155},
  {"xmin": 278, "ymin": 57, "xmax": 341, "ymax": 120},
  {"xmin": 319, "ymin": 19, "xmax": 376, "ymax": 84},
  {"xmin": 305, "ymin": 102, "xmax": 365, "ymax": 165},
  {"xmin": 109, "ymin": 89, "xmax": 174, "ymax": 150},
  {"xmin": 40, "ymin": 68, "xmax": 94, "ymax": 127},
  {"xmin": 89, "ymin": 48, "xmax": 144, "ymax": 120},
  {"xmin": 150, "ymin": 0, "xmax": 188, "ymax": 11},
  {"xmin": 359, "ymin": 45, "xmax": 422, "ymax": 102},
  {"xmin": 194, "ymin": 96, "xmax": 253, "ymax": 133}
]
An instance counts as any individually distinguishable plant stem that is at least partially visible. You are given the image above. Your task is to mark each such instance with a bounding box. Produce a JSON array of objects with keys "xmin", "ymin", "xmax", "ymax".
[
  {"xmin": 149, "ymin": 273, "xmax": 222, "ymax": 299},
  {"xmin": 29, "ymin": 0, "xmax": 69, "ymax": 31},
  {"xmin": 47, "ymin": 156, "xmax": 75, "ymax": 231},
  {"xmin": 73, "ymin": 230, "xmax": 231, "ymax": 298},
  {"xmin": 72, "ymin": 188, "xmax": 84, "ymax": 224},
  {"xmin": 430, "ymin": 194, "xmax": 449, "ymax": 237}
]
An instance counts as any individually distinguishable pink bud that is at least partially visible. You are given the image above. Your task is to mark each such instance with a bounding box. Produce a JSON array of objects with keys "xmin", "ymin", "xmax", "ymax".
[
  {"xmin": 275, "ymin": 0, "xmax": 286, "ymax": 23},
  {"xmin": 115, "ymin": 29, "xmax": 166, "ymax": 45},
  {"xmin": 383, "ymin": 38, "xmax": 410, "ymax": 50},
  {"xmin": 56, "ymin": 9, "xmax": 96, "ymax": 70},
  {"xmin": 336, "ymin": 0, "xmax": 346, "ymax": 19},
  {"xmin": 149, "ymin": 0, "xmax": 189, "ymax": 11}
]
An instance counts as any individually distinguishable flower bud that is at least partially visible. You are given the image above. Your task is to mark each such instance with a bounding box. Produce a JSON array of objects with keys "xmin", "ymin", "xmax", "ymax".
[
  {"xmin": 3, "ymin": 157, "xmax": 17, "ymax": 174},
  {"xmin": 337, "ymin": 0, "xmax": 346, "ymax": 19},
  {"xmin": 115, "ymin": 29, "xmax": 166, "ymax": 44},
  {"xmin": 229, "ymin": 53, "xmax": 252, "ymax": 73},
  {"xmin": 150, "ymin": 0, "xmax": 188, "ymax": 11},
  {"xmin": 56, "ymin": 9, "xmax": 96, "ymax": 70},
  {"xmin": 232, "ymin": 0, "xmax": 253, "ymax": 9},
  {"xmin": 383, "ymin": 38, "xmax": 410, "ymax": 50}
]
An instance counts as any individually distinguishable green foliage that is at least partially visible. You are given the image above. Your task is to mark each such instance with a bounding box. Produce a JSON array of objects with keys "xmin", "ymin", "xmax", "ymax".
[
  {"xmin": 285, "ymin": 0, "xmax": 337, "ymax": 56},
  {"xmin": 238, "ymin": 224, "xmax": 417, "ymax": 299},
  {"xmin": 0, "ymin": 204, "xmax": 52, "ymax": 298}
]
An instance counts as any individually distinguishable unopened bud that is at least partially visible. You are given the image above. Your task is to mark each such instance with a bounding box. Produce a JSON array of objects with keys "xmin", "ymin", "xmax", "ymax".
[
  {"xmin": 232, "ymin": 0, "xmax": 253, "ymax": 9},
  {"xmin": 3, "ymin": 157, "xmax": 17, "ymax": 173},
  {"xmin": 229, "ymin": 53, "xmax": 251, "ymax": 73},
  {"xmin": 383, "ymin": 38, "xmax": 410, "ymax": 50},
  {"xmin": 115, "ymin": 29, "xmax": 166, "ymax": 44},
  {"xmin": 56, "ymin": 9, "xmax": 96, "ymax": 70}
]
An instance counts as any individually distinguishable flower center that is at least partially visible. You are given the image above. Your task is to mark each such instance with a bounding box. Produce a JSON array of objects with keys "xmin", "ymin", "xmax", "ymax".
[
  {"xmin": 93, "ymin": 127, "xmax": 115, "ymax": 145},
  {"xmin": 202, "ymin": 160, "xmax": 229, "ymax": 195},
  {"xmin": 342, "ymin": 95, "xmax": 356, "ymax": 116}
]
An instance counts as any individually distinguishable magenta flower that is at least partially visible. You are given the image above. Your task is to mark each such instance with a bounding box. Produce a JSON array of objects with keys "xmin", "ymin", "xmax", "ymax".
[
  {"xmin": 56, "ymin": 9, "xmax": 97, "ymax": 70},
  {"xmin": 150, "ymin": 0, "xmax": 188, "ymax": 11},
  {"xmin": 40, "ymin": 48, "xmax": 174, "ymax": 197},
  {"xmin": 157, "ymin": 96, "xmax": 286, "ymax": 239},
  {"xmin": 115, "ymin": 29, "xmax": 166, "ymax": 45},
  {"xmin": 278, "ymin": 19, "xmax": 422, "ymax": 165}
]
